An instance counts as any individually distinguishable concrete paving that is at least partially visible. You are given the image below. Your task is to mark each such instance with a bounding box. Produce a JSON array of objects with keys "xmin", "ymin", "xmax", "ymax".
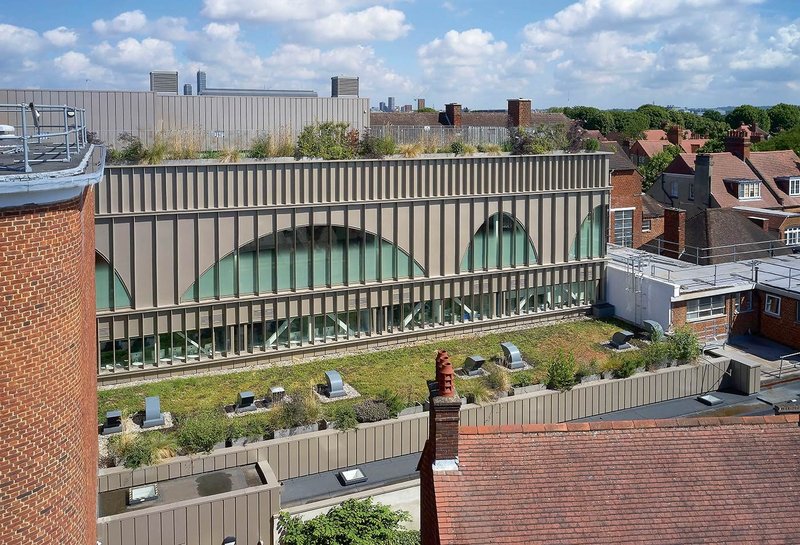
[{"xmin": 723, "ymin": 335, "xmax": 800, "ymax": 381}]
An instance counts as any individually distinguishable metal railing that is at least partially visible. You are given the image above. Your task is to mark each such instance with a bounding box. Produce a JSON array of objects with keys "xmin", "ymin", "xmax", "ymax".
[
  {"xmin": 367, "ymin": 125, "xmax": 510, "ymax": 147},
  {"xmin": 638, "ymin": 237, "xmax": 794, "ymax": 266},
  {"xmin": 0, "ymin": 103, "xmax": 87, "ymax": 173},
  {"xmin": 767, "ymin": 351, "xmax": 800, "ymax": 379}
]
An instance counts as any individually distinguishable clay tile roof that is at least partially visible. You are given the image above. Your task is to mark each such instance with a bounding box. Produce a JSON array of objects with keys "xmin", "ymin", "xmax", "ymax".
[
  {"xmin": 599, "ymin": 141, "xmax": 636, "ymax": 170},
  {"xmin": 434, "ymin": 415, "xmax": 800, "ymax": 545},
  {"xmin": 641, "ymin": 193, "xmax": 666, "ymax": 218},
  {"xmin": 643, "ymin": 129, "xmax": 667, "ymax": 141},
  {"xmin": 675, "ymin": 152, "xmax": 782, "ymax": 209},
  {"xmin": 748, "ymin": 150, "xmax": 800, "ymax": 207}
]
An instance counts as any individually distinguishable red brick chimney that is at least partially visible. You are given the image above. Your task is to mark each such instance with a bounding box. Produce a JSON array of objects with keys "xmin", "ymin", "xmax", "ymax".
[
  {"xmin": 445, "ymin": 103, "xmax": 462, "ymax": 127},
  {"xmin": 507, "ymin": 98, "xmax": 532, "ymax": 128},
  {"xmin": 725, "ymin": 129, "xmax": 751, "ymax": 161},
  {"xmin": 420, "ymin": 350, "xmax": 461, "ymax": 545},
  {"xmin": 667, "ymin": 125, "xmax": 684, "ymax": 148},
  {"xmin": 662, "ymin": 208, "xmax": 686, "ymax": 259}
]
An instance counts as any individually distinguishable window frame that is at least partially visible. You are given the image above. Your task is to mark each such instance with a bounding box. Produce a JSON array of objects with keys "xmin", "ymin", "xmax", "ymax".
[
  {"xmin": 738, "ymin": 181, "xmax": 761, "ymax": 200},
  {"xmin": 785, "ymin": 227, "xmax": 800, "ymax": 246},
  {"xmin": 764, "ymin": 294, "xmax": 782, "ymax": 317},
  {"xmin": 612, "ymin": 208, "xmax": 634, "ymax": 248},
  {"xmin": 734, "ymin": 291, "xmax": 752, "ymax": 313},
  {"xmin": 669, "ymin": 179, "xmax": 679, "ymax": 198},
  {"xmin": 688, "ymin": 183, "xmax": 695, "ymax": 201},
  {"xmin": 642, "ymin": 218, "xmax": 652, "ymax": 233},
  {"xmin": 686, "ymin": 294, "xmax": 726, "ymax": 322},
  {"xmin": 789, "ymin": 177, "xmax": 800, "ymax": 196}
]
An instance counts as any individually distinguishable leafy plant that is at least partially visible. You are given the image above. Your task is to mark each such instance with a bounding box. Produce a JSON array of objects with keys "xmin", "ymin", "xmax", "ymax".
[
  {"xmin": 109, "ymin": 431, "xmax": 177, "ymax": 468},
  {"xmin": 142, "ymin": 133, "xmax": 168, "ymax": 164},
  {"xmin": 449, "ymin": 140, "xmax": 467, "ymax": 156},
  {"xmin": 359, "ymin": 134, "xmax": 396, "ymax": 159},
  {"xmin": 295, "ymin": 122, "xmax": 356, "ymax": 160},
  {"xmin": 275, "ymin": 389, "xmax": 321, "ymax": 429},
  {"xmin": 483, "ymin": 362, "xmax": 511, "ymax": 394},
  {"xmin": 642, "ymin": 341, "xmax": 671, "ymax": 371},
  {"xmin": 614, "ymin": 356, "xmax": 640, "ymax": 379},
  {"xmin": 353, "ymin": 400, "xmax": 391, "ymax": 423},
  {"xmin": 667, "ymin": 326, "xmax": 700, "ymax": 362},
  {"xmin": 457, "ymin": 378, "xmax": 491, "ymax": 404},
  {"xmin": 376, "ymin": 388, "xmax": 407, "ymax": 417},
  {"xmin": 108, "ymin": 132, "xmax": 146, "ymax": 163},
  {"xmin": 546, "ymin": 351, "xmax": 577, "ymax": 391},
  {"xmin": 278, "ymin": 498, "xmax": 413, "ymax": 545},
  {"xmin": 176, "ymin": 412, "xmax": 226, "ymax": 454},
  {"xmin": 476, "ymin": 143, "xmax": 502, "ymax": 155},
  {"xmin": 330, "ymin": 404, "xmax": 358, "ymax": 430},
  {"xmin": 575, "ymin": 358, "xmax": 600, "ymax": 380},
  {"xmin": 249, "ymin": 134, "xmax": 273, "ymax": 158},
  {"xmin": 398, "ymin": 142, "xmax": 424, "ymax": 158},
  {"xmin": 228, "ymin": 414, "xmax": 269, "ymax": 441},
  {"xmin": 639, "ymin": 144, "xmax": 682, "ymax": 192},
  {"xmin": 583, "ymin": 138, "xmax": 600, "ymax": 152}
]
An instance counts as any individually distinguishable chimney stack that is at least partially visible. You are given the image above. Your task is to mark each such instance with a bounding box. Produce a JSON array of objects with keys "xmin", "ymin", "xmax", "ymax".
[
  {"xmin": 725, "ymin": 129, "xmax": 751, "ymax": 162},
  {"xmin": 429, "ymin": 350, "xmax": 461, "ymax": 464},
  {"xmin": 445, "ymin": 103, "xmax": 462, "ymax": 127},
  {"xmin": 662, "ymin": 208, "xmax": 686, "ymax": 259},
  {"xmin": 667, "ymin": 125, "xmax": 684, "ymax": 148},
  {"xmin": 507, "ymin": 98, "xmax": 532, "ymax": 128}
]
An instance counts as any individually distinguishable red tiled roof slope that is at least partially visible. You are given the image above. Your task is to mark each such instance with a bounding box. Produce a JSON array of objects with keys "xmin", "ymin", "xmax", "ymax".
[
  {"xmin": 674, "ymin": 152, "xmax": 782, "ymax": 208},
  {"xmin": 434, "ymin": 416, "xmax": 800, "ymax": 545},
  {"xmin": 748, "ymin": 150, "xmax": 800, "ymax": 207}
]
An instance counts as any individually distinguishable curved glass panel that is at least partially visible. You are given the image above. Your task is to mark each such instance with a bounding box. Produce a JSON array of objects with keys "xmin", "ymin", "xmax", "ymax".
[
  {"xmin": 461, "ymin": 213, "xmax": 537, "ymax": 272},
  {"xmin": 184, "ymin": 226, "xmax": 425, "ymax": 302},
  {"xmin": 95, "ymin": 254, "xmax": 132, "ymax": 310},
  {"xmin": 569, "ymin": 205, "xmax": 604, "ymax": 260}
]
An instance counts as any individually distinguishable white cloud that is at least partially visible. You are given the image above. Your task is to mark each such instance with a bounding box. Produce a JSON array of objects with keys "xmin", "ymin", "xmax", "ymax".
[
  {"xmin": 92, "ymin": 38, "xmax": 177, "ymax": 70},
  {"xmin": 53, "ymin": 51, "xmax": 109, "ymax": 81},
  {"xmin": 0, "ymin": 23, "xmax": 41, "ymax": 54},
  {"xmin": 43, "ymin": 27, "xmax": 78, "ymax": 48},
  {"xmin": 201, "ymin": 0, "xmax": 375, "ymax": 23},
  {"xmin": 302, "ymin": 7, "xmax": 411, "ymax": 43},
  {"xmin": 92, "ymin": 10, "xmax": 148, "ymax": 34}
]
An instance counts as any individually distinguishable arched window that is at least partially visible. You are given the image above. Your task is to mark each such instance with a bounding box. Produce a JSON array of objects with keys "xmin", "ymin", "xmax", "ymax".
[
  {"xmin": 569, "ymin": 205, "xmax": 605, "ymax": 260},
  {"xmin": 95, "ymin": 253, "xmax": 132, "ymax": 310},
  {"xmin": 183, "ymin": 226, "xmax": 425, "ymax": 302},
  {"xmin": 461, "ymin": 213, "xmax": 537, "ymax": 272}
]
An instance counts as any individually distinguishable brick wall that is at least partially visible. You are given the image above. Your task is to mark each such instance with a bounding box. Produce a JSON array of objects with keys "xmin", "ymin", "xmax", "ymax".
[
  {"xmin": 671, "ymin": 291, "xmax": 758, "ymax": 340},
  {"xmin": 609, "ymin": 170, "xmax": 644, "ymax": 248},
  {"xmin": 758, "ymin": 290, "xmax": 800, "ymax": 349},
  {"xmin": 641, "ymin": 216, "xmax": 664, "ymax": 249},
  {"xmin": 0, "ymin": 189, "xmax": 97, "ymax": 544}
]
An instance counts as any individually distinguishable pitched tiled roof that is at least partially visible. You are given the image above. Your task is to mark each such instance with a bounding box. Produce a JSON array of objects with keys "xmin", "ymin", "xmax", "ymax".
[
  {"xmin": 675, "ymin": 152, "xmax": 782, "ymax": 208},
  {"xmin": 748, "ymin": 150, "xmax": 800, "ymax": 207},
  {"xmin": 641, "ymin": 193, "xmax": 665, "ymax": 218},
  {"xmin": 685, "ymin": 208, "xmax": 782, "ymax": 263},
  {"xmin": 632, "ymin": 138, "xmax": 709, "ymax": 159},
  {"xmin": 643, "ymin": 129, "xmax": 667, "ymax": 141},
  {"xmin": 599, "ymin": 141, "xmax": 636, "ymax": 170},
  {"xmin": 433, "ymin": 416, "xmax": 800, "ymax": 545}
]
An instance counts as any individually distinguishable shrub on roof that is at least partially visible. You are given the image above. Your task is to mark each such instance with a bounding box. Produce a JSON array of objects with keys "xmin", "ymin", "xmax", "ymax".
[
  {"xmin": 295, "ymin": 122, "xmax": 356, "ymax": 160},
  {"xmin": 546, "ymin": 350, "xmax": 577, "ymax": 391},
  {"xmin": 353, "ymin": 399, "xmax": 391, "ymax": 423}
]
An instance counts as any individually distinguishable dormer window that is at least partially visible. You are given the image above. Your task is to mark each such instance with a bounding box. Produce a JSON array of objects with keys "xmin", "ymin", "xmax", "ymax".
[
  {"xmin": 776, "ymin": 176, "xmax": 800, "ymax": 196},
  {"xmin": 725, "ymin": 178, "xmax": 761, "ymax": 200}
]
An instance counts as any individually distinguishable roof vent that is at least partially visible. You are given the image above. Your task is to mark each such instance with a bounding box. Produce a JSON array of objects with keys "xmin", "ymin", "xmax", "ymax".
[{"xmin": 500, "ymin": 342, "xmax": 525, "ymax": 369}]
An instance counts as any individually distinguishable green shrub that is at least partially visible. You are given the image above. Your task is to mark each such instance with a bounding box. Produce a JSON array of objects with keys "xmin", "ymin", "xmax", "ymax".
[
  {"xmin": 330, "ymin": 404, "xmax": 358, "ymax": 430},
  {"xmin": 546, "ymin": 351, "xmax": 577, "ymax": 391},
  {"xmin": 449, "ymin": 140, "xmax": 467, "ymax": 156},
  {"xmin": 511, "ymin": 373, "xmax": 534, "ymax": 388},
  {"xmin": 643, "ymin": 341, "xmax": 671, "ymax": 371},
  {"xmin": 457, "ymin": 378, "xmax": 491, "ymax": 404},
  {"xmin": 614, "ymin": 355, "xmax": 640, "ymax": 379},
  {"xmin": 575, "ymin": 358, "xmax": 600, "ymax": 379},
  {"xmin": 354, "ymin": 400, "xmax": 391, "ymax": 423},
  {"xmin": 275, "ymin": 389, "xmax": 321, "ymax": 429},
  {"xmin": 228, "ymin": 414, "xmax": 269, "ymax": 441},
  {"xmin": 359, "ymin": 134, "xmax": 396, "ymax": 159},
  {"xmin": 295, "ymin": 122, "xmax": 356, "ymax": 160},
  {"xmin": 176, "ymin": 412, "xmax": 226, "ymax": 454},
  {"xmin": 584, "ymin": 138, "xmax": 600, "ymax": 151},
  {"xmin": 249, "ymin": 134, "xmax": 272, "ymax": 158},
  {"xmin": 668, "ymin": 326, "xmax": 701, "ymax": 362},
  {"xmin": 376, "ymin": 388, "xmax": 406, "ymax": 417},
  {"xmin": 477, "ymin": 143, "xmax": 502, "ymax": 155},
  {"xmin": 109, "ymin": 431, "xmax": 177, "ymax": 468},
  {"xmin": 483, "ymin": 362, "xmax": 511, "ymax": 394},
  {"xmin": 142, "ymin": 133, "xmax": 168, "ymax": 164},
  {"xmin": 108, "ymin": 132, "xmax": 146, "ymax": 163}
]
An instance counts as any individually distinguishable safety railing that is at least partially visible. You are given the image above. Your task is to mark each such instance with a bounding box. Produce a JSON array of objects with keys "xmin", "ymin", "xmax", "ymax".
[
  {"xmin": 767, "ymin": 351, "xmax": 800, "ymax": 379},
  {"xmin": 0, "ymin": 102, "xmax": 87, "ymax": 173}
]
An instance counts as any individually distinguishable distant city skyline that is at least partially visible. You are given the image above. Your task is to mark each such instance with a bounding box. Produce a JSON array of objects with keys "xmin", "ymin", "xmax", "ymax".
[{"xmin": 0, "ymin": 0, "xmax": 799, "ymax": 109}]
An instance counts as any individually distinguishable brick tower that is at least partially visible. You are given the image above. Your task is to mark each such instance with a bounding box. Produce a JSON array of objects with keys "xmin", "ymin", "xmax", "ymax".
[{"xmin": 0, "ymin": 140, "xmax": 105, "ymax": 542}]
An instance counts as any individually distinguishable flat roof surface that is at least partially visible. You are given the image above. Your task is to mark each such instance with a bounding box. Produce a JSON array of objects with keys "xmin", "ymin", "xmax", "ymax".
[
  {"xmin": 0, "ymin": 141, "xmax": 89, "ymax": 177},
  {"xmin": 98, "ymin": 465, "xmax": 264, "ymax": 517}
]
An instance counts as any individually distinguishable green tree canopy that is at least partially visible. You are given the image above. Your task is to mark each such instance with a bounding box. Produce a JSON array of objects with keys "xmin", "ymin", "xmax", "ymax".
[
  {"xmin": 278, "ymin": 498, "xmax": 419, "ymax": 545},
  {"xmin": 752, "ymin": 125, "xmax": 800, "ymax": 155},
  {"xmin": 640, "ymin": 145, "xmax": 682, "ymax": 192},
  {"xmin": 609, "ymin": 110, "xmax": 649, "ymax": 139},
  {"xmin": 702, "ymin": 110, "xmax": 725, "ymax": 123},
  {"xmin": 767, "ymin": 103, "xmax": 800, "ymax": 133},
  {"xmin": 636, "ymin": 104, "xmax": 671, "ymax": 129},
  {"xmin": 725, "ymin": 105, "xmax": 771, "ymax": 132}
]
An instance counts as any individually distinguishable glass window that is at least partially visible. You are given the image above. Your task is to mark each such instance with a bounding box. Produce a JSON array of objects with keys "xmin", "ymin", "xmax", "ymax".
[
  {"xmin": 95, "ymin": 254, "xmax": 132, "ymax": 310},
  {"xmin": 569, "ymin": 205, "xmax": 605, "ymax": 260},
  {"xmin": 738, "ymin": 181, "xmax": 761, "ymax": 200},
  {"xmin": 687, "ymin": 295, "xmax": 726, "ymax": 321},
  {"xmin": 734, "ymin": 291, "xmax": 752, "ymax": 313},
  {"xmin": 642, "ymin": 219, "xmax": 652, "ymax": 232},
  {"xmin": 785, "ymin": 227, "xmax": 800, "ymax": 246},
  {"xmin": 613, "ymin": 209, "xmax": 633, "ymax": 247},
  {"xmin": 670, "ymin": 180, "xmax": 679, "ymax": 198},
  {"xmin": 790, "ymin": 178, "xmax": 800, "ymax": 196},
  {"xmin": 765, "ymin": 294, "xmax": 781, "ymax": 316},
  {"xmin": 461, "ymin": 213, "xmax": 537, "ymax": 272},
  {"xmin": 688, "ymin": 184, "xmax": 695, "ymax": 201}
]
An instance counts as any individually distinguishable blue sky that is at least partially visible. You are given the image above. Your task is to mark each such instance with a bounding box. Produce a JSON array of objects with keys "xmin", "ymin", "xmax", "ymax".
[{"xmin": 1, "ymin": 0, "xmax": 799, "ymax": 109}]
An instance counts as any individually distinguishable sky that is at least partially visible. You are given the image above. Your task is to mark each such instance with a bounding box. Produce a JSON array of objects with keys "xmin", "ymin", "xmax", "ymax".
[{"xmin": 1, "ymin": 0, "xmax": 799, "ymax": 110}]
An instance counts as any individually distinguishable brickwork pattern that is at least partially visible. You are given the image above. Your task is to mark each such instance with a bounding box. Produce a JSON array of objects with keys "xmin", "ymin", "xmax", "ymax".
[
  {"xmin": 609, "ymin": 170, "xmax": 644, "ymax": 249},
  {"xmin": 757, "ymin": 290, "xmax": 800, "ymax": 350},
  {"xmin": 0, "ymin": 189, "xmax": 97, "ymax": 544}
]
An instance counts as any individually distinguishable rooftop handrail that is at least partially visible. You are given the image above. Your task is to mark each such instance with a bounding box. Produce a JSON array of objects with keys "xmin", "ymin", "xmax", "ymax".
[{"xmin": 0, "ymin": 102, "xmax": 87, "ymax": 173}]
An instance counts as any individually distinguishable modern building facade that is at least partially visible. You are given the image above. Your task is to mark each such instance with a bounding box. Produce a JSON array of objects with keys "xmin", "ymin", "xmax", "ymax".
[
  {"xmin": 95, "ymin": 153, "xmax": 609, "ymax": 382},
  {"xmin": 0, "ymin": 109, "xmax": 105, "ymax": 541}
]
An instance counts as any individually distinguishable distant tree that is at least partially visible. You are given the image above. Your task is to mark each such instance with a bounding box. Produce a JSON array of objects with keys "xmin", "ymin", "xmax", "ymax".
[
  {"xmin": 767, "ymin": 103, "xmax": 800, "ymax": 133},
  {"xmin": 639, "ymin": 145, "xmax": 682, "ymax": 192},
  {"xmin": 666, "ymin": 109, "xmax": 686, "ymax": 127},
  {"xmin": 752, "ymin": 125, "xmax": 800, "ymax": 156},
  {"xmin": 636, "ymin": 104, "xmax": 671, "ymax": 129},
  {"xmin": 609, "ymin": 110, "xmax": 649, "ymax": 140},
  {"xmin": 725, "ymin": 105, "xmax": 771, "ymax": 132},
  {"xmin": 702, "ymin": 109, "xmax": 725, "ymax": 123},
  {"xmin": 416, "ymin": 107, "xmax": 437, "ymax": 113},
  {"xmin": 696, "ymin": 139, "xmax": 725, "ymax": 153},
  {"xmin": 278, "ymin": 498, "xmax": 418, "ymax": 545}
]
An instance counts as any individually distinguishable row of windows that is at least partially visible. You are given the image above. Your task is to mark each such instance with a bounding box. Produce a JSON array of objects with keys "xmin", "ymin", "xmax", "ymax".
[
  {"xmin": 98, "ymin": 281, "xmax": 597, "ymax": 374},
  {"xmin": 97, "ymin": 209, "xmax": 605, "ymax": 310},
  {"xmin": 686, "ymin": 291, "xmax": 753, "ymax": 322}
]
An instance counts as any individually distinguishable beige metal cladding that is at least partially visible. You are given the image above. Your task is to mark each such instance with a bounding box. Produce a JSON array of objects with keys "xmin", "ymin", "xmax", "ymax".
[
  {"xmin": 0, "ymin": 89, "xmax": 369, "ymax": 144},
  {"xmin": 96, "ymin": 154, "xmax": 609, "ymax": 308}
]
